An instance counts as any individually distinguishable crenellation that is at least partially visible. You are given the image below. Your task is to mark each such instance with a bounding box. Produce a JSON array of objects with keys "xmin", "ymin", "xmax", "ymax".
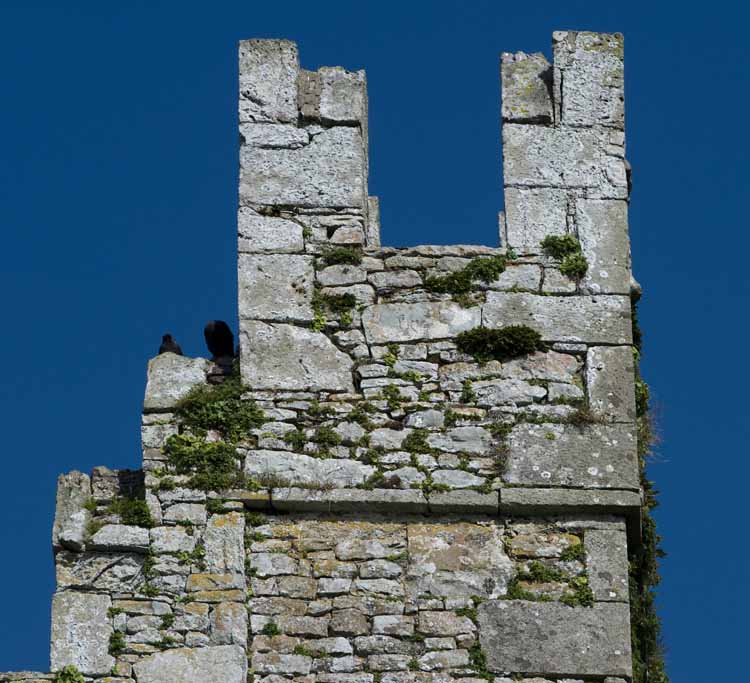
[{"xmin": 2, "ymin": 29, "xmax": 657, "ymax": 683}]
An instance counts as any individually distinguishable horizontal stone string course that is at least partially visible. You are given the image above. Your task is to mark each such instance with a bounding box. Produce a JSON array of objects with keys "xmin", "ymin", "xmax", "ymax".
[{"xmin": 2, "ymin": 29, "xmax": 646, "ymax": 683}]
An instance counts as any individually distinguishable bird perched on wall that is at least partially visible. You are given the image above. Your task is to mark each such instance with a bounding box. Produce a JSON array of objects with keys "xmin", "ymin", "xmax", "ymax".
[
  {"xmin": 158, "ymin": 334, "xmax": 183, "ymax": 355},
  {"xmin": 204, "ymin": 320, "xmax": 235, "ymax": 360}
]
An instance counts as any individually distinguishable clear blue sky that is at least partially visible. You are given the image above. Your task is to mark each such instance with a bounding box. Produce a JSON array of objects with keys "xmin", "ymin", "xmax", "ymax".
[{"xmin": 1, "ymin": 1, "xmax": 746, "ymax": 678}]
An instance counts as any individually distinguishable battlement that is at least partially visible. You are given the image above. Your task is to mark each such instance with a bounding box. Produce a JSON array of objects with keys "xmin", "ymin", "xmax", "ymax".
[{"xmin": 2, "ymin": 31, "xmax": 646, "ymax": 683}]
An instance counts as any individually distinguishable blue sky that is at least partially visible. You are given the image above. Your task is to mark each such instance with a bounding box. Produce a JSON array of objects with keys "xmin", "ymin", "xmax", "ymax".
[{"xmin": 1, "ymin": 1, "xmax": 746, "ymax": 678}]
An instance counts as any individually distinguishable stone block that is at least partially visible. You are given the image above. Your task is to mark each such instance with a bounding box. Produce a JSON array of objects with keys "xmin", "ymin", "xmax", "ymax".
[
  {"xmin": 52, "ymin": 471, "xmax": 91, "ymax": 552},
  {"xmin": 501, "ymin": 52, "xmax": 553, "ymax": 123},
  {"xmin": 238, "ymin": 254, "xmax": 314, "ymax": 322},
  {"xmin": 238, "ymin": 39, "xmax": 298, "ymax": 124},
  {"xmin": 210, "ymin": 602, "xmax": 248, "ymax": 647},
  {"xmin": 576, "ymin": 199, "xmax": 631, "ymax": 294},
  {"xmin": 237, "ymin": 207, "xmax": 304, "ymax": 253},
  {"xmin": 586, "ymin": 527, "xmax": 629, "ymax": 602},
  {"xmin": 319, "ymin": 67, "xmax": 367, "ymax": 124},
  {"xmin": 553, "ymin": 31, "xmax": 625, "ymax": 128},
  {"xmin": 239, "ymin": 126, "xmax": 366, "ymax": 208},
  {"xmin": 499, "ymin": 486, "xmax": 641, "ymax": 516},
  {"xmin": 50, "ymin": 591, "xmax": 114, "ymax": 675},
  {"xmin": 362, "ymin": 302, "xmax": 480, "ymax": 344},
  {"xmin": 90, "ymin": 524, "xmax": 150, "ymax": 553},
  {"xmin": 205, "ymin": 512, "xmax": 245, "ymax": 575},
  {"xmin": 240, "ymin": 122, "xmax": 309, "ymax": 149},
  {"xmin": 367, "ymin": 196, "xmax": 381, "ymax": 247},
  {"xmin": 270, "ymin": 487, "xmax": 429, "ymax": 514},
  {"xmin": 143, "ymin": 353, "xmax": 210, "ymax": 412},
  {"xmin": 503, "ymin": 124, "xmax": 627, "ymax": 199},
  {"xmin": 586, "ymin": 346, "xmax": 635, "ymax": 421},
  {"xmin": 478, "ymin": 600, "xmax": 632, "ymax": 678},
  {"xmin": 244, "ymin": 449, "xmax": 375, "ymax": 488},
  {"xmin": 505, "ymin": 422, "xmax": 638, "ymax": 489},
  {"xmin": 56, "ymin": 551, "xmax": 144, "ymax": 592},
  {"xmin": 482, "ymin": 292, "xmax": 632, "ymax": 344},
  {"xmin": 504, "ymin": 187, "xmax": 568, "ymax": 254},
  {"xmin": 133, "ymin": 644, "xmax": 247, "ymax": 683},
  {"xmin": 240, "ymin": 321, "xmax": 354, "ymax": 392}
]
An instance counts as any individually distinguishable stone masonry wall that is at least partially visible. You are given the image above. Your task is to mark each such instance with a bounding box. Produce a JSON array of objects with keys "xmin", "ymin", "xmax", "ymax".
[{"xmin": 2, "ymin": 30, "xmax": 639, "ymax": 683}]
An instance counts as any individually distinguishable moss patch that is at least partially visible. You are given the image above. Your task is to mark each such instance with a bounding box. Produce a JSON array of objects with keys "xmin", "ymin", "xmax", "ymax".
[
  {"xmin": 456, "ymin": 325, "xmax": 543, "ymax": 362},
  {"xmin": 321, "ymin": 246, "xmax": 363, "ymax": 266},
  {"xmin": 424, "ymin": 254, "xmax": 507, "ymax": 296}
]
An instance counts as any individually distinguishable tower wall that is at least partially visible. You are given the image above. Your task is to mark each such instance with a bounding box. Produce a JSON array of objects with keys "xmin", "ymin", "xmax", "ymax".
[{"xmin": 2, "ymin": 31, "xmax": 642, "ymax": 683}]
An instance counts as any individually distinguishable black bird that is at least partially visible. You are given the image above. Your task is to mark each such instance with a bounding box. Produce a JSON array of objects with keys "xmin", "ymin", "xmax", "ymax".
[
  {"xmin": 204, "ymin": 320, "xmax": 235, "ymax": 360},
  {"xmin": 158, "ymin": 334, "xmax": 183, "ymax": 355}
]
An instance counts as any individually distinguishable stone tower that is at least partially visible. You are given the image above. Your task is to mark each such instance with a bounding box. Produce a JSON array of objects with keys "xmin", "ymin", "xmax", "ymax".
[{"xmin": 2, "ymin": 30, "xmax": 651, "ymax": 683}]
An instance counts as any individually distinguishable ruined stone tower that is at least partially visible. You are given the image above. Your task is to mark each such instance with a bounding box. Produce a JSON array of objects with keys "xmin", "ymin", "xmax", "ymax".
[{"xmin": 2, "ymin": 30, "xmax": 653, "ymax": 683}]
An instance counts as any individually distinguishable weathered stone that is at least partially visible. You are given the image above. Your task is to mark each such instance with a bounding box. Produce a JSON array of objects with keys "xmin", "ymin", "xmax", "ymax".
[
  {"xmin": 90, "ymin": 524, "xmax": 149, "ymax": 553},
  {"xmin": 319, "ymin": 67, "xmax": 367, "ymax": 124},
  {"xmin": 367, "ymin": 196, "xmax": 381, "ymax": 247},
  {"xmin": 205, "ymin": 512, "xmax": 245, "ymax": 575},
  {"xmin": 237, "ymin": 207, "xmax": 304, "ymax": 253},
  {"xmin": 577, "ymin": 199, "xmax": 631, "ymax": 294},
  {"xmin": 407, "ymin": 522, "xmax": 513, "ymax": 599},
  {"xmin": 245, "ymin": 450, "xmax": 374, "ymax": 488},
  {"xmin": 369, "ymin": 270, "xmax": 422, "ymax": 290},
  {"xmin": 52, "ymin": 471, "xmax": 91, "ymax": 552},
  {"xmin": 150, "ymin": 526, "xmax": 195, "ymax": 554},
  {"xmin": 586, "ymin": 528, "xmax": 629, "ymax": 602},
  {"xmin": 505, "ymin": 422, "xmax": 638, "ymax": 489},
  {"xmin": 318, "ymin": 264, "xmax": 367, "ymax": 286},
  {"xmin": 362, "ymin": 302, "xmax": 481, "ymax": 343},
  {"xmin": 134, "ymin": 644, "xmax": 246, "ymax": 683},
  {"xmin": 501, "ymin": 51, "xmax": 553, "ymax": 123},
  {"xmin": 431, "ymin": 470, "xmax": 485, "ymax": 489},
  {"xmin": 240, "ymin": 322, "xmax": 354, "ymax": 391},
  {"xmin": 239, "ymin": 39, "xmax": 298, "ymax": 123},
  {"xmin": 478, "ymin": 600, "xmax": 631, "ymax": 677},
  {"xmin": 240, "ymin": 126, "xmax": 365, "ymax": 208},
  {"xmin": 490, "ymin": 263, "xmax": 542, "ymax": 290},
  {"xmin": 331, "ymin": 609, "xmax": 369, "ymax": 636},
  {"xmin": 427, "ymin": 426, "xmax": 491, "ymax": 454},
  {"xmin": 504, "ymin": 188, "xmax": 568, "ymax": 253},
  {"xmin": 472, "ymin": 378, "xmax": 546, "ymax": 406},
  {"xmin": 482, "ymin": 292, "xmax": 632, "ymax": 344},
  {"xmin": 405, "ymin": 409, "xmax": 444, "ymax": 429},
  {"xmin": 143, "ymin": 353, "xmax": 210, "ymax": 412},
  {"xmin": 50, "ymin": 592, "xmax": 114, "ymax": 675},
  {"xmin": 238, "ymin": 254, "xmax": 313, "ymax": 322},
  {"xmin": 586, "ymin": 346, "xmax": 635, "ymax": 421},
  {"xmin": 503, "ymin": 124, "xmax": 627, "ymax": 199},
  {"xmin": 499, "ymin": 487, "xmax": 641, "ymax": 517},
  {"xmin": 163, "ymin": 503, "xmax": 207, "ymax": 525},
  {"xmin": 56, "ymin": 552, "xmax": 144, "ymax": 591},
  {"xmin": 210, "ymin": 602, "xmax": 248, "ymax": 647},
  {"xmin": 553, "ymin": 31, "xmax": 625, "ymax": 128}
]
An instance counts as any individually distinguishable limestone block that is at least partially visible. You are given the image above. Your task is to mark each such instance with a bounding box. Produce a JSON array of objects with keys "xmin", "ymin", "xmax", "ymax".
[
  {"xmin": 501, "ymin": 52, "xmax": 553, "ymax": 123},
  {"xmin": 318, "ymin": 264, "xmax": 367, "ymax": 286},
  {"xmin": 90, "ymin": 524, "xmax": 150, "ymax": 553},
  {"xmin": 238, "ymin": 254, "xmax": 313, "ymax": 322},
  {"xmin": 240, "ymin": 122, "xmax": 309, "ymax": 149},
  {"xmin": 52, "ymin": 471, "xmax": 91, "ymax": 552},
  {"xmin": 245, "ymin": 449, "xmax": 375, "ymax": 488},
  {"xmin": 426, "ymin": 426, "xmax": 492, "ymax": 454},
  {"xmin": 478, "ymin": 600, "xmax": 632, "ymax": 678},
  {"xmin": 505, "ymin": 423, "xmax": 638, "ymax": 489},
  {"xmin": 499, "ymin": 486, "xmax": 641, "ymax": 516},
  {"xmin": 362, "ymin": 302, "xmax": 480, "ymax": 344},
  {"xmin": 56, "ymin": 551, "xmax": 144, "ymax": 592},
  {"xmin": 143, "ymin": 354, "xmax": 210, "ymax": 412},
  {"xmin": 431, "ymin": 470, "xmax": 485, "ymax": 489},
  {"xmin": 586, "ymin": 346, "xmax": 635, "ymax": 421},
  {"xmin": 489, "ymin": 263, "xmax": 542, "ymax": 290},
  {"xmin": 553, "ymin": 31, "xmax": 625, "ymax": 128},
  {"xmin": 577, "ymin": 199, "xmax": 631, "ymax": 294},
  {"xmin": 50, "ymin": 592, "xmax": 114, "ymax": 675},
  {"xmin": 367, "ymin": 196, "xmax": 381, "ymax": 247},
  {"xmin": 407, "ymin": 522, "xmax": 513, "ymax": 600},
  {"xmin": 133, "ymin": 644, "xmax": 247, "ymax": 683},
  {"xmin": 210, "ymin": 602, "xmax": 248, "ymax": 647},
  {"xmin": 503, "ymin": 124, "xmax": 627, "ymax": 199},
  {"xmin": 586, "ymin": 527, "xmax": 629, "ymax": 602},
  {"xmin": 237, "ymin": 207, "xmax": 304, "ymax": 254},
  {"xmin": 319, "ymin": 67, "xmax": 367, "ymax": 124},
  {"xmin": 504, "ymin": 187, "xmax": 568, "ymax": 254},
  {"xmin": 482, "ymin": 292, "xmax": 631, "ymax": 344},
  {"xmin": 205, "ymin": 512, "xmax": 245, "ymax": 575},
  {"xmin": 240, "ymin": 322, "xmax": 354, "ymax": 391},
  {"xmin": 150, "ymin": 526, "xmax": 196, "ymax": 554},
  {"xmin": 238, "ymin": 39, "xmax": 298, "ymax": 124},
  {"xmin": 471, "ymin": 378, "xmax": 547, "ymax": 406},
  {"xmin": 239, "ymin": 126, "xmax": 366, "ymax": 208}
]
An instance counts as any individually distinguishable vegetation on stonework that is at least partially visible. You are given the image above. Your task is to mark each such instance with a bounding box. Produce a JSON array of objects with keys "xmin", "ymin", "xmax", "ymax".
[
  {"xmin": 424, "ymin": 254, "xmax": 507, "ymax": 297},
  {"xmin": 456, "ymin": 325, "xmax": 543, "ymax": 363},
  {"xmin": 560, "ymin": 540, "xmax": 586, "ymax": 562},
  {"xmin": 559, "ymin": 575, "xmax": 595, "ymax": 608},
  {"xmin": 108, "ymin": 495, "xmax": 154, "ymax": 528},
  {"xmin": 460, "ymin": 379, "xmax": 477, "ymax": 403},
  {"xmin": 382, "ymin": 343, "xmax": 399, "ymax": 367},
  {"xmin": 56, "ymin": 665, "xmax": 85, "ymax": 683},
  {"xmin": 381, "ymin": 384, "xmax": 403, "ymax": 410},
  {"xmin": 321, "ymin": 245, "xmax": 363, "ymax": 266},
  {"xmin": 402, "ymin": 428, "xmax": 434, "ymax": 454},
  {"xmin": 283, "ymin": 428, "xmax": 307, "ymax": 451},
  {"xmin": 109, "ymin": 630, "xmax": 126, "ymax": 655},
  {"xmin": 629, "ymin": 294, "xmax": 668, "ymax": 683},
  {"xmin": 540, "ymin": 234, "xmax": 589, "ymax": 280},
  {"xmin": 163, "ymin": 434, "xmax": 240, "ymax": 491},
  {"xmin": 261, "ymin": 621, "xmax": 281, "ymax": 637},
  {"xmin": 565, "ymin": 405, "xmax": 606, "ymax": 429},
  {"xmin": 312, "ymin": 287, "xmax": 356, "ymax": 328}
]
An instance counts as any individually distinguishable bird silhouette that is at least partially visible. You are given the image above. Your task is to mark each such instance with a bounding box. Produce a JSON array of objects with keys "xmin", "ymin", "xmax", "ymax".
[
  {"xmin": 158, "ymin": 334, "xmax": 183, "ymax": 355},
  {"xmin": 204, "ymin": 320, "xmax": 235, "ymax": 360}
]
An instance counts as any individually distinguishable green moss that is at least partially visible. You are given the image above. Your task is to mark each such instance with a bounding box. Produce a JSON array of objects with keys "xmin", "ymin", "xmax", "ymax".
[
  {"xmin": 407, "ymin": 658, "xmax": 420, "ymax": 671},
  {"xmin": 517, "ymin": 560, "xmax": 567, "ymax": 584},
  {"xmin": 55, "ymin": 665, "xmax": 85, "ymax": 683},
  {"xmin": 383, "ymin": 343, "xmax": 399, "ymax": 367},
  {"xmin": 348, "ymin": 401, "xmax": 377, "ymax": 429},
  {"xmin": 321, "ymin": 246, "xmax": 363, "ymax": 266},
  {"xmin": 108, "ymin": 496, "xmax": 154, "ymax": 528},
  {"xmin": 381, "ymin": 385, "xmax": 403, "ymax": 410},
  {"xmin": 174, "ymin": 374, "xmax": 264, "ymax": 443},
  {"xmin": 206, "ymin": 497, "xmax": 228, "ymax": 514},
  {"xmin": 456, "ymin": 325, "xmax": 543, "ymax": 362},
  {"xmin": 283, "ymin": 429, "xmax": 307, "ymax": 451},
  {"xmin": 560, "ymin": 575, "xmax": 595, "ymax": 608},
  {"xmin": 293, "ymin": 645, "xmax": 314, "ymax": 657},
  {"xmin": 402, "ymin": 428, "xmax": 434, "ymax": 454},
  {"xmin": 468, "ymin": 642, "xmax": 492, "ymax": 680},
  {"xmin": 109, "ymin": 630, "xmax": 126, "ymax": 655},
  {"xmin": 163, "ymin": 434, "xmax": 240, "ymax": 491},
  {"xmin": 560, "ymin": 252, "xmax": 588, "ymax": 279},
  {"xmin": 313, "ymin": 288, "xmax": 356, "ymax": 324},
  {"xmin": 161, "ymin": 613, "xmax": 175, "ymax": 629},
  {"xmin": 261, "ymin": 621, "xmax": 281, "ymax": 637},
  {"xmin": 560, "ymin": 541, "xmax": 586, "ymax": 562},
  {"xmin": 540, "ymin": 234, "xmax": 581, "ymax": 259},
  {"xmin": 460, "ymin": 379, "xmax": 476, "ymax": 404},
  {"xmin": 424, "ymin": 255, "xmax": 507, "ymax": 296},
  {"xmin": 308, "ymin": 400, "xmax": 335, "ymax": 419},
  {"xmin": 245, "ymin": 511, "xmax": 266, "ymax": 527}
]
